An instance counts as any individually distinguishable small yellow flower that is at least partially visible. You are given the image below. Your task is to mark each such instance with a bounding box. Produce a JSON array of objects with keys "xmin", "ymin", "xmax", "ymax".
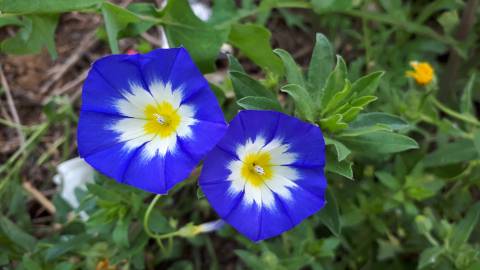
[{"xmin": 406, "ymin": 61, "xmax": 435, "ymax": 86}]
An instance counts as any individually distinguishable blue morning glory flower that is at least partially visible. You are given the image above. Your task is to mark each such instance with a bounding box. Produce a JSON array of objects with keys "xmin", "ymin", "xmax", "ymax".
[
  {"xmin": 199, "ymin": 110, "xmax": 327, "ymax": 241},
  {"xmin": 78, "ymin": 48, "xmax": 227, "ymax": 194}
]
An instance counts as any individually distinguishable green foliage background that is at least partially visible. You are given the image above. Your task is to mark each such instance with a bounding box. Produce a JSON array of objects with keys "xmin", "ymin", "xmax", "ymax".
[{"xmin": 0, "ymin": 0, "xmax": 479, "ymax": 269}]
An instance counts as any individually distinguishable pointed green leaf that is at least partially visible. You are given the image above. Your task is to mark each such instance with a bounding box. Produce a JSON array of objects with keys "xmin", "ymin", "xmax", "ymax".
[
  {"xmin": 460, "ymin": 73, "xmax": 476, "ymax": 116},
  {"xmin": 228, "ymin": 23, "xmax": 283, "ymax": 75},
  {"xmin": 418, "ymin": 246, "xmax": 444, "ymax": 269},
  {"xmin": 375, "ymin": 171, "xmax": 401, "ymax": 190},
  {"xmin": 237, "ymin": 96, "xmax": 282, "ymax": 111},
  {"xmin": 101, "ymin": 2, "xmax": 140, "ymax": 54},
  {"xmin": 339, "ymin": 131, "xmax": 419, "ymax": 154},
  {"xmin": 474, "ymin": 130, "xmax": 480, "ymax": 156},
  {"xmin": 0, "ymin": 216, "xmax": 37, "ymax": 252},
  {"xmin": 227, "ymin": 54, "xmax": 245, "ymax": 73},
  {"xmin": 349, "ymin": 95, "xmax": 378, "ymax": 108},
  {"xmin": 450, "ymin": 202, "xmax": 480, "ymax": 249},
  {"xmin": 322, "ymin": 79, "xmax": 352, "ymax": 115},
  {"xmin": 349, "ymin": 113, "xmax": 409, "ymax": 131},
  {"xmin": 318, "ymin": 189, "xmax": 342, "ymax": 236},
  {"xmin": 280, "ymin": 84, "xmax": 315, "ymax": 121},
  {"xmin": 113, "ymin": 219, "xmax": 130, "ymax": 248},
  {"xmin": 307, "ymin": 33, "xmax": 334, "ymax": 93},
  {"xmin": 0, "ymin": 0, "xmax": 103, "ymax": 14},
  {"xmin": 341, "ymin": 106, "xmax": 362, "ymax": 123},
  {"xmin": 325, "ymin": 147, "xmax": 353, "ymax": 179},
  {"xmin": 163, "ymin": 0, "xmax": 230, "ymax": 72},
  {"xmin": 319, "ymin": 114, "xmax": 348, "ymax": 133},
  {"xmin": 351, "ymin": 71, "xmax": 384, "ymax": 96},
  {"xmin": 424, "ymin": 139, "xmax": 479, "ymax": 167},
  {"xmin": 325, "ymin": 137, "xmax": 351, "ymax": 161},
  {"xmin": 1, "ymin": 14, "xmax": 59, "ymax": 58},
  {"xmin": 274, "ymin": 48, "xmax": 305, "ymax": 87},
  {"xmin": 230, "ymin": 71, "xmax": 276, "ymax": 100},
  {"xmin": 320, "ymin": 56, "xmax": 347, "ymax": 107}
]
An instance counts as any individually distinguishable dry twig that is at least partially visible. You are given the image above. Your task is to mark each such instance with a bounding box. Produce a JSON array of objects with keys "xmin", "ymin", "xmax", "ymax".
[
  {"xmin": 23, "ymin": 181, "xmax": 56, "ymax": 215},
  {"xmin": 40, "ymin": 31, "xmax": 98, "ymax": 95},
  {"xmin": 0, "ymin": 65, "xmax": 25, "ymax": 146}
]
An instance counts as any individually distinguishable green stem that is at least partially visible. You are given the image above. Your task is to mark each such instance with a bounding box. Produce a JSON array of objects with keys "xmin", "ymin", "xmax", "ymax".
[
  {"xmin": 143, "ymin": 194, "xmax": 162, "ymax": 239},
  {"xmin": 425, "ymin": 231, "xmax": 440, "ymax": 246},
  {"xmin": 430, "ymin": 97, "xmax": 480, "ymax": 126}
]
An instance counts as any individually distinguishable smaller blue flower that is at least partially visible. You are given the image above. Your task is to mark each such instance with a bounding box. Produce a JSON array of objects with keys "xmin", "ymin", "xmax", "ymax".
[
  {"xmin": 199, "ymin": 110, "xmax": 327, "ymax": 241},
  {"xmin": 78, "ymin": 48, "xmax": 227, "ymax": 194}
]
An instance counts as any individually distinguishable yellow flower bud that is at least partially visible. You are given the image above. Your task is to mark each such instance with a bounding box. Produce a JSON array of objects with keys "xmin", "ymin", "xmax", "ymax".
[{"xmin": 406, "ymin": 61, "xmax": 435, "ymax": 86}]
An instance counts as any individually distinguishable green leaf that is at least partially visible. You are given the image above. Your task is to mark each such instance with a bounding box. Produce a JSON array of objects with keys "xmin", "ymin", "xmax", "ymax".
[
  {"xmin": 474, "ymin": 130, "xmax": 480, "ymax": 157},
  {"xmin": 450, "ymin": 202, "xmax": 480, "ymax": 249},
  {"xmin": 230, "ymin": 71, "xmax": 276, "ymax": 100},
  {"xmin": 460, "ymin": 73, "xmax": 476, "ymax": 116},
  {"xmin": 320, "ymin": 56, "xmax": 347, "ymax": 107},
  {"xmin": 417, "ymin": 246, "xmax": 444, "ymax": 269},
  {"xmin": 235, "ymin": 250, "xmax": 266, "ymax": 269},
  {"xmin": 45, "ymin": 235, "xmax": 88, "ymax": 261},
  {"xmin": 424, "ymin": 139, "xmax": 479, "ymax": 167},
  {"xmin": 307, "ymin": 33, "xmax": 334, "ymax": 93},
  {"xmin": 0, "ymin": 216, "xmax": 37, "ymax": 251},
  {"xmin": 319, "ymin": 114, "xmax": 348, "ymax": 133},
  {"xmin": 325, "ymin": 137, "xmax": 351, "ymax": 161},
  {"xmin": 339, "ymin": 131, "xmax": 419, "ymax": 154},
  {"xmin": 0, "ymin": 15, "xmax": 23, "ymax": 27},
  {"xmin": 351, "ymin": 71, "xmax": 384, "ymax": 96},
  {"xmin": 163, "ymin": 0, "xmax": 230, "ymax": 72},
  {"xmin": 341, "ymin": 106, "xmax": 362, "ymax": 123},
  {"xmin": 21, "ymin": 255, "xmax": 42, "ymax": 270},
  {"xmin": 237, "ymin": 96, "xmax": 282, "ymax": 111},
  {"xmin": 227, "ymin": 54, "xmax": 245, "ymax": 73},
  {"xmin": 349, "ymin": 112, "xmax": 409, "ymax": 131},
  {"xmin": 274, "ymin": 48, "xmax": 305, "ymax": 87},
  {"xmin": 1, "ymin": 14, "xmax": 59, "ymax": 58},
  {"xmin": 0, "ymin": 0, "xmax": 103, "ymax": 14},
  {"xmin": 322, "ymin": 80, "xmax": 352, "ymax": 115},
  {"xmin": 311, "ymin": 0, "xmax": 353, "ymax": 13},
  {"xmin": 228, "ymin": 23, "xmax": 283, "ymax": 75},
  {"xmin": 210, "ymin": 0, "xmax": 238, "ymax": 24},
  {"xmin": 101, "ymin": 2, "xmax": 140, "ymax": 54},
  {"xmin": 325, "ymin": 147, "xmax": 353, "ymax": 179},
  {"xmin": 318, "ymin": 189, "xmax": 342, "ymax": 236},
  {"xmin": 280, "ymin": 84, "xmax": 315, "ymax": 121},
  {"xmin": 349, "ymin": 95, "xmax": 378, "ymax": 108},
  {"xmin": 375, "ymin": 171, "xmax": 401, "ymax": 190},
  {"xmin": 113, "ymin": 219, "xmax": 130, "ymax": 248}
]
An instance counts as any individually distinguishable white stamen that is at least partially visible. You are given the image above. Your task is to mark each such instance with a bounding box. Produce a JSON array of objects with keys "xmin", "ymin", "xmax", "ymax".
[
  {"xmin": 153, "ymin": 113, "xmax": 166, "ymax": 125},
  {"xmin": 253, "ymin": 165, "xmax": 265, "ymax": 175}
]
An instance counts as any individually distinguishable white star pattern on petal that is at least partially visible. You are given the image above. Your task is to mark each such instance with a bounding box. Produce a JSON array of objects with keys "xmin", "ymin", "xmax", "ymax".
[
  {"xmin": 227, "ymin": 136, "xmax": 299, "ymax": 209},
  {"xmin": 109, "ymin": 81, "xmax": 197, "ymax": 159}
]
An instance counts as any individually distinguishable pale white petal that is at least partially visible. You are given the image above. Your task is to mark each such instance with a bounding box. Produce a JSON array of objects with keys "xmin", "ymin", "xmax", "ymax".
[
  {"xmin": 227, "ymin": 160, "xmax": 246, "ymax": 194},
  {"xmin": 141, "ymin": 135, "xmax": 177, "ymax": 159},
  {"xmin": 115, "ymin": 99, "xmax": 144, "ymax": 118},
  {"xmin": 176, "ymin": 104, "xmax": 197, "ymax": 138},
  {"xmin": 149, "ymin": 80, "xmax": 183, "ymax": 108},
  {"xmin": 109, "ymin": 118, "xmax": 147, "ymax": 142},
  {"xmin": 236, "ymin": 137, "xmax": 266, "ymax": 161},
  {"xmin": 124, "ymin": 135, "xmax": 154, "ymax": 150},
  {"xmin": 268, "ymin": 144, "xmax": 297, "ymax": 165}
]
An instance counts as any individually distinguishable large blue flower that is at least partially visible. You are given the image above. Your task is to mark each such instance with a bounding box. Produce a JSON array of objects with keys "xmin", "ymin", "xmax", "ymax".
[
  {"xmin": 78, "ymin": 48, "xmax": 227, "ymax": 194},
  {"xmin": 199, "ymin": 110, "xmax": 327, "ymax": 241}
]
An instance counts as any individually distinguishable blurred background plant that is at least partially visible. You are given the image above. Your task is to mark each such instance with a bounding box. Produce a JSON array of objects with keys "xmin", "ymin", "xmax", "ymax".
[{"xmin": 0, "ymin": 0, "xmax": 479, "ymax": 269}]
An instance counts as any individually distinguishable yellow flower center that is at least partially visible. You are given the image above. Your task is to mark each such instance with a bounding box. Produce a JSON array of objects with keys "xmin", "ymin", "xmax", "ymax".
[
  {"xmin": 241, "ymin": 152, "xmax": 273, "ymax": 187},
  {"xmin": 406, "ymin": 61, "xmax": 434, "ymax": 85},
  {"xmin": 143, "ymin": 102, "xmax": 181, "ymax": 137}
]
